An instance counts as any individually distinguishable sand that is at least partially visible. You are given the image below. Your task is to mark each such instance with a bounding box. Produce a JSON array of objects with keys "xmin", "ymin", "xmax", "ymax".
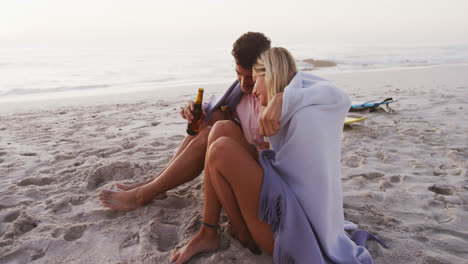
[{"xmin": 0, "ymin": 63, "xmax": 467, "ymax": 263}]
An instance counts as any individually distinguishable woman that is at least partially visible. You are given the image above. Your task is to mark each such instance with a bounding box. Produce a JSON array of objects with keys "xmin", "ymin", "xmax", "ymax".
[{"xmin": 170, "ymin": 48, "xmax": 375, "ymax": 264}]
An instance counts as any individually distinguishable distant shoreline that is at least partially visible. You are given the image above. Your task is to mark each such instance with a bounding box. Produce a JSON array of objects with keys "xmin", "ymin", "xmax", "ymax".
[{"xmin": 1, "ymin": 63, "xmax": 467, "ymax": 115}]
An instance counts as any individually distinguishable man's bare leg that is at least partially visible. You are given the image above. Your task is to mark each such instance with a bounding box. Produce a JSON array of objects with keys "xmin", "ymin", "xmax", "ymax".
[
  {"xmin": 113, "ymin": 110, "xmax": 225, "ymax": 191},
  {"xmin": 98, "ymin": 126, "xmax": 211, "ymax": 211},
  {"xmin": 114, "ymin": 135, "xmax": 196, "ymax": 191}
]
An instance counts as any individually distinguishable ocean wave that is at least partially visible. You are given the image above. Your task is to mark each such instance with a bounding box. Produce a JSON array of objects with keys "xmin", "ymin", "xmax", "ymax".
[
  {"xmin": 141, "ymin": 78, "xmax": 176, "ymax": 83},
  {"xmin": 1, "ymin": 84, "xmax": 111, "ymax": 97}
]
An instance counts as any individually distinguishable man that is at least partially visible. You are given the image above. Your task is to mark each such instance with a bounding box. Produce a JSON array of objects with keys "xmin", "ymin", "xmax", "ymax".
[{"xmin": 98, "ymin": 32, "xmax": 281, "ymax": 210}]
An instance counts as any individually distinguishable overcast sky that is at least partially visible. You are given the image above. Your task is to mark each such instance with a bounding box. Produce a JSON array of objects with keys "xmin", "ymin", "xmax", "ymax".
[{"xmin": 1, "ymin": 0, "xmax": 467, "ymax": 47}]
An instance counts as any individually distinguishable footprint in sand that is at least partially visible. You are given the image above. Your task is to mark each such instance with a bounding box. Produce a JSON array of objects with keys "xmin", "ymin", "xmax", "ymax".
[
  {"xmin": 389, "ymin": 175, "xmax": 404, "ymax": 184},
  {"xmin": 350, "ymin": 172, "xmax": 384, "ymax": 181},
  {"xmin": 17, "ymin": 176, "xmax": 55, "ymax": 187},
  {"xmin": 448, "ymin": 148, "xmax": 467, "ymax": 162},
  {"xmin": 70, "ymin": 194, "xmax": 89, "ymax": 206},
  {"xmin": 371, "ymin": 192, "xmax": 385, "ymax": 202},
  {"xmin": 121, "ymin": 138, "xmax": 138, "ymax": 150},
  {"xmin": 85, "ymin": 161, "xmax": 153, "ymax": 190},
  {"xmin": 2, "ymin": 211, "xmax": 38, "ymax": 239},
  {"xmin": 19, "ymin": 152, "xmax": 38, "ymax": 157},
  {"xmin": 51, "ymin": 228, "xmax": 63, "ymax": 238},
  {"xmin": 342, "ymin": 155, "xmax": 364, "ymax": 168},
  {"xmin": 433, "ymin": 164, "xmax": 451, "ymax": 176},
  {"xmin": 150, "ymin": 141, "xmax": 166, "ymax": 148},
  {"xmin": 437, "ymin": 163, "xmax": 462, "ymax": 176},
  {"xmin": 47, "ymin": 199, "xmax": 72, "ymax": 214},
  {"xmin": 3, "ymin": 210, "xmax": 21, "ymax": 222},
  {"xmin": 428, "ymin": 184, "xmax": 456, "ymax": 196},
  {"xmin": 63, "ymin": 225, "xmax": 86, "ymax": 241},
  {"xmin": 426, "ymin": 185, "xmax": 462, "ymax": 221},
  {"xmin": 120, "ymin": 232, "xmax": 140, "ymax": 249},
  {"xmin": 53, "ymin": 152, "xmax": 76, "ymax": 162},
  {"xmin": 30, "ymin": 249, "xmax": 46, "ymax": 261},
  {"xmin": 378, "ymin": 178, "xmax": 393, "ymax": 190}
]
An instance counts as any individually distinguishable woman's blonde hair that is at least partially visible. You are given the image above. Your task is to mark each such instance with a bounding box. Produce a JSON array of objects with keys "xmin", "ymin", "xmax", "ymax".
[{"xmin": 253, "ymin": 47, "xmax": 297, "ymax": 102}]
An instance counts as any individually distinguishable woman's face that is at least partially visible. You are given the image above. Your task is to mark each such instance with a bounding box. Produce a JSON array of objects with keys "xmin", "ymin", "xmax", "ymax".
[{"xmin": 253, "ymin": 74, "xmax": 268, "ymax": 106}]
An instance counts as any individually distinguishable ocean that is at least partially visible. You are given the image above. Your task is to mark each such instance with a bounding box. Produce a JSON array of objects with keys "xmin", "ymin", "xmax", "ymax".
[{"xmin": 1, "ymin": 42, "xmax": 467, "ymax": 103}]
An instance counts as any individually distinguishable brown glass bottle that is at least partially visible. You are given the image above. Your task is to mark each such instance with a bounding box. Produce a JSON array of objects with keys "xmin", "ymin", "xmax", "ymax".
[{"xmin": 186, "ymin": 88, "xmax": 204, "ymax": 135}]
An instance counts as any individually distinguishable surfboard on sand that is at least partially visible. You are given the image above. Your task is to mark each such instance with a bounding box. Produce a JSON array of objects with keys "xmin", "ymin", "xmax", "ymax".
[
  {"xmin": 345, "ymin": 116, "xmax": 367, "ymax": 124},
  {"xmin": 350, "ymin": 98, "xmax": 395, "ymax": 112}
]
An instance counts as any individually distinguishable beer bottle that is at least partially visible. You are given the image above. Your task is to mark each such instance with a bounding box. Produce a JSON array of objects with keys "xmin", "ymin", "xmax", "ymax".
[{"xmin": 186, "ymin": 88, "xmax": 204, "ymax": 135}]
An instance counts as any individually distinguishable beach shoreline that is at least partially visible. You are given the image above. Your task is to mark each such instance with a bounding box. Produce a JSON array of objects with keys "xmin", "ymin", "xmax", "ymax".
[
  {"xmin": 0, "ymin": 63, "xmax": 467, "ymax": 263},
  {"xmin": 2, "ymin": 62, "xmax": 468, "ymax": 115}
]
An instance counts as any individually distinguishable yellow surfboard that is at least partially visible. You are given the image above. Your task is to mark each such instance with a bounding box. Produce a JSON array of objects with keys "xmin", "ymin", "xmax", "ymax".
[{"xmin": 344, "ymin": 116, "xmax": 367, "ymax": 124}]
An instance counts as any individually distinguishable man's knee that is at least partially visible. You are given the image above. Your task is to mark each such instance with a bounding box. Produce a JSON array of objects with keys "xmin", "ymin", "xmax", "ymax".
[{"xmin": 190, "ymin": 126, "xmax": 211, "ymax": 149}]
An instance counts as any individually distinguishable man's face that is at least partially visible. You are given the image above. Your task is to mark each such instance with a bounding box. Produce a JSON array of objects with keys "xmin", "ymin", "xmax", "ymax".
[{"xmin": 235, "ymin": 64, "xmax": 254, "ymax": 94}]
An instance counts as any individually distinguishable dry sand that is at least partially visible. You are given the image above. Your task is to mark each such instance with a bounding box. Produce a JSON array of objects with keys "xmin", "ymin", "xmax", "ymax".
[{"xmin": 0, "ymin": 64, "xmax": 467, "ymax": 263}]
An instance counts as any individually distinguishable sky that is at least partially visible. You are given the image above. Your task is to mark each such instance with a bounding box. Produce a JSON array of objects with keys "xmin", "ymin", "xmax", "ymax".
[{"xmin": 1, "ymin": 0, "xmax": 468, "ymax": 48}]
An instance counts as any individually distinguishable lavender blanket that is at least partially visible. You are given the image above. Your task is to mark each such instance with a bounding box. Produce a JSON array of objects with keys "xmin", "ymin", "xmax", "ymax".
[
  {"xmin": 258, "ymin": 71, "xmax": 376, "ymax": 263},
  {"xmin": 203, "ymin": 75, "xmax": 383, "ymax": 263},
  {"xmin": 203, "ymin": 80, "xmax": 242, "ymax": 123}
]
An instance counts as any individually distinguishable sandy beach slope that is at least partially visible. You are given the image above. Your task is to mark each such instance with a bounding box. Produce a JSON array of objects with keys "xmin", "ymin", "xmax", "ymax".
[{"xmin": 0, "ymin": 64, "xmax": 467, "ymax": 263}]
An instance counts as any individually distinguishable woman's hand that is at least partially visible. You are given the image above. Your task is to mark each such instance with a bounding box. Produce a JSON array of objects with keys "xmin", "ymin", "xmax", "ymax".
[{"xmin": 259, "ymin": 93, "xmax": 283, "ymax": 136}]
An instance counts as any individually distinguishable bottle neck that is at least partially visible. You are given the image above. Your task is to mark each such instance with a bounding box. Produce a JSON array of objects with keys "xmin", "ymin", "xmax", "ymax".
[{"xmin": 195, "ymin": 90, "xmax": 203, "ymax": 104}]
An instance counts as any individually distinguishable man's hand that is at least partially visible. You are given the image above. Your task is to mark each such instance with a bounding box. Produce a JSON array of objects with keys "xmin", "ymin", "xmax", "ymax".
[
  {"xmin": 180, "ymin": 101, "xmax": 195, "ymax": 123},
  {"xmin": 259, "ymin": 92, "xmax": 283, "ymax": 136},
  {"xmin": 180, "ymin": 101, "xmax": 205, "ymax": 124}
]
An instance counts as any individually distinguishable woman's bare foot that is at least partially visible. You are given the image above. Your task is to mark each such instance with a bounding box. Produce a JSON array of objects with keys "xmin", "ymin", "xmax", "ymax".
[
  {"xmin": 231, "ymin": 226, "xmax": 261, "ymax": 255},
  {"xmin": 98, "ymin": 189, "xmax": 144, "ymax": 211},
  {"xmin": 170, "ymin": 228, "xmax": 219, "ymax": 264}
]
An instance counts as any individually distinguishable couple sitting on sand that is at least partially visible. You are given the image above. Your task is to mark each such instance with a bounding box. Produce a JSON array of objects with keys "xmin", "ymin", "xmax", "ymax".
[{"xmin": 99, "ymin": 32, "xmax": 378, "ymax": 264}]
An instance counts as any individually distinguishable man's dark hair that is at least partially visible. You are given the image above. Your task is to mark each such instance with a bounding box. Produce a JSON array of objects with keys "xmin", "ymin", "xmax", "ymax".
[{"xmin": 232, "ymin": 32, "xmax": 271, "ymax": 70}]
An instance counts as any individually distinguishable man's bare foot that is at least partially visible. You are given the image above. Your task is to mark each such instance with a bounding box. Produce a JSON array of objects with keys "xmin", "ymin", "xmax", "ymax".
[
  {"xmin": 170, "ymin": 228, "xmax": 219, "ymax": 264},
  {"xmin": 115, "ymin": 181, "xmax": 147, "ymax": 191},
  {"xmin": 114, "ymin": 181, "xmax": 167, "ymax": 200},
  {"xmin": 98, "ymin": 189, "xmax": 143, "ymax": 211}
]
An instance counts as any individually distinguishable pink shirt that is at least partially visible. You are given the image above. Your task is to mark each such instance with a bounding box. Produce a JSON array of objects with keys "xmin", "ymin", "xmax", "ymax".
[{"xmin": 234, "ymin": 94, "xmax": 266, "ymax": 152}]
